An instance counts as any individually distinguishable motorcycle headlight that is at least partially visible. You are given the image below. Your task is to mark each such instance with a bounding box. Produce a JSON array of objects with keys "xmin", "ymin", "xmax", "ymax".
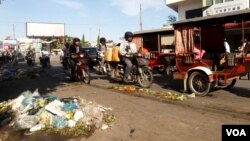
[{"xmin": 80, "ymin": 54, "xmax": 84, "ymax": 58}]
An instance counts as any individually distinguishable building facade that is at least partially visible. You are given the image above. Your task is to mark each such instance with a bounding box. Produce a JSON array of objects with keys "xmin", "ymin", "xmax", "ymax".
[{"xmin": 166, "ymin": 0, "xmax": 250, "ymax": 20}]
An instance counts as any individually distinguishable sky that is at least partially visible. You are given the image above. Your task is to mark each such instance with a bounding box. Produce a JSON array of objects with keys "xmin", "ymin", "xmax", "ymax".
[{"xmin": 0, "ymin": 0, "xmax": 177, "ymax": 42}]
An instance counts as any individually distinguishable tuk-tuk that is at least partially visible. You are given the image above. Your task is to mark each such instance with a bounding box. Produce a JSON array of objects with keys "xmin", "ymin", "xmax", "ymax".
[{"xmin": 170, "ymin": 9, "xmax": 250, "ymax": 96}]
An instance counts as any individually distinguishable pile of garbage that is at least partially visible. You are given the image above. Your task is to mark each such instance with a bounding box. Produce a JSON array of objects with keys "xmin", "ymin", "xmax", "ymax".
[
  {"xmin": 0, "ymin": 89, "xmax": 114, "ymax": 137},
  {"xmin": 111, "ymin": 85, "xmax": 187, "ymax": 101},
  {"xmin": 0, "ymin": 67, "xmax": 45, "ymax": 81}
]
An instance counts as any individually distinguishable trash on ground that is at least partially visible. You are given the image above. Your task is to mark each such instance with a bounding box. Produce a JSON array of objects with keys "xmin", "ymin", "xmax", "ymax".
[
  {"xmin": 154, "ymin": 92, "xmax": 187, "ymax": 101},
  {"xmin": 0, "ymin": 89, "xmax": 114, "ymax": 138},
  {"xmin": 111, "ymin": 85, "xmax": 187, "ymax": 101}
]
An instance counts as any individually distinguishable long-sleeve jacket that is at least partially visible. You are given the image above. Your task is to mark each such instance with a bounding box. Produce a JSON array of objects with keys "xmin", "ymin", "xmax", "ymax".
[{"xmin": 119, "ymin": 40, "xmax": 137, "ymax": 57}]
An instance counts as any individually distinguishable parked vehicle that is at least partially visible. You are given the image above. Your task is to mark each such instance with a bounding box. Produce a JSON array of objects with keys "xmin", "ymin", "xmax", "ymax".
[
  {"xmin": 110, "ymin": 53, "xmax": 153, "ymax": 88},
  {"xmin": 81, "ymin": 47, "xmax": 97, "ymax": 70},
  {"xmin": 168, "ymin": 9, "xmax": 250, "ymax": 96}
]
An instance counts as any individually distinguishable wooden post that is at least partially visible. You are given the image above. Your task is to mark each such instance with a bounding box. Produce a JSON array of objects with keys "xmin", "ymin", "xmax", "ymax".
[{"xmin": 158, "ymin": 34, "xmax": 161, "ymax": 53}]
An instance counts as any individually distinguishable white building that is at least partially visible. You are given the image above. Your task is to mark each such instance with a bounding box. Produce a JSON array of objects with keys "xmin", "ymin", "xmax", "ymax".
[{"xmin": 166, "ymin": 0, "xmax": 250, "ymax": 20}]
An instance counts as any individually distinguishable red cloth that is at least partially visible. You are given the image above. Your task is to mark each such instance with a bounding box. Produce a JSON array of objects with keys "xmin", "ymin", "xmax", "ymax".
[{"xmin": 194, "ymin": 44, "xmax": 205, "ymax": 60}]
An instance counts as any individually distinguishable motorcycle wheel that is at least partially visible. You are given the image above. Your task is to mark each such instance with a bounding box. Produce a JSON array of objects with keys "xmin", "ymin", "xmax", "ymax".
[
  {"xmin": 27, "ymin": 60, "xmax": 32, "ymax": 66},
  {"xmin": 42, "ymin": 60, "xmax": 47, "ymax": 68},
  {"xmin": 137, "ymin": 67, "xmax": 154, "ymax": 88},
  {"xmin": 82, "ymin": 68, "xmax": 91, "ymax": 84}
]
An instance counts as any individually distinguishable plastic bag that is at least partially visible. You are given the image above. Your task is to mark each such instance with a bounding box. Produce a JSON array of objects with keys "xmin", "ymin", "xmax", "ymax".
[
  {"xmin": 45, "ymin": 100, "xmax": 65, "ymax": 117},
  {"xmin": 74, "ymin": 110, "xmax": 84, "ymax": 121},
  {"xmin": 30, "ymin": 123, "xmax": 45, "ymax": 132},
  {"xmin": 68, "ymin": 120, "xmax": 76, "ymax": 128},
  {"xmin": 61, "ymin": 101, "xmax": 78, "ymax": 111},
  {"xmin": 22, "ymin": 89, "xmax": 40, "ymax": 107},
  {"xmin": 13, "ymin": 115, "xmax": 40, "ymax": 130},
  {"xmin": 8, "ymin": 94, "xmax": 25, "ymax": 111},
  {"xmin": 52, "ymin": 116, "xmax": 68, "ymax": 129},
  {"xmin": 82, "ymin": 103, "xmax": 103, "ymax": 128},
  {"xmin": 39, "ymin": 111, "xmax": 53, "ymax": 124}
]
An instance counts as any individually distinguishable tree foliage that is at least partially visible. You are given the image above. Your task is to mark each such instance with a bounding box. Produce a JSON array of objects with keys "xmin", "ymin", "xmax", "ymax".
[
  {"xmin": 163, "ymin": 15, "xmax": 177, "ymax": 27},
  {"xmin": 168, "ymin": 15, "xmax": 177, "ymax": 24},
  {"xmin": 81, "ymin": 33, "xmax": 91, "ymax": 47}
]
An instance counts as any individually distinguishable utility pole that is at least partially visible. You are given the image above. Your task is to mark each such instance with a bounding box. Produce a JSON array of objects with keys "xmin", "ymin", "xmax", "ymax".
[
  {"xmin": 13, "ymin": 24, "xmax": 16, "ymax": 39},
  {"xmin": 140, "ymin": 3, "xmax": 143, "ymax": 31}
]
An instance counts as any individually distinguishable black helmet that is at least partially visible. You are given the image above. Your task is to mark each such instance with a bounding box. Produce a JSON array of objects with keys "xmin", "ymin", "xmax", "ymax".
[
  {"xmin": 124, "ymin": 31, "xmax": 133, "ymax": 39},
  {"xmin": 100, "ymin": 37, "xmax": 106, "ymax": 43},
  {"xmin": 73, "ymin": 38, "xmax": 80, "ymax": 43}
]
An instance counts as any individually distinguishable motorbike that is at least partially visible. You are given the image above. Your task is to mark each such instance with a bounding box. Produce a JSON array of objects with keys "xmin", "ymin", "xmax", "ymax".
[
  {"xmin": 110, "ymin": 53, "xmax": 153, "ymax": 88},
  {"xmin": 95, "ymin": 57, "xmax": 111, "ymax": 75},
  {"xmin": 40, "ymin": 54, "xmax": 50, "ymax": 68},
  {"xmin": 62, "ymin": 55, "xmax": 70, "ymax": 70},
  {"xmin": 26, "ymin": 53, "xmax": 35, "ymax": 66},
  {"xmin": 66, "ymin": 53, "xmax": 91, "ymax": 84}
]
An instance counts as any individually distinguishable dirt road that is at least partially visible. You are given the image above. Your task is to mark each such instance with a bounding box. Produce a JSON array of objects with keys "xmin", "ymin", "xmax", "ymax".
[{"xmin": 0, "ymin": 56, "xmax": 250, "ymax": 141}]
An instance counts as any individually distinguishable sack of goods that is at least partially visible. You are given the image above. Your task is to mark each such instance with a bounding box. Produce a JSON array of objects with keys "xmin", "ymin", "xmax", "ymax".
[
  {"xmin": 112, "ymin": 47, "xmax": 120, "ymax": 62},
  {"xmin": 105, "ymin": 48, "xmax": 113, "ymax": 62}
]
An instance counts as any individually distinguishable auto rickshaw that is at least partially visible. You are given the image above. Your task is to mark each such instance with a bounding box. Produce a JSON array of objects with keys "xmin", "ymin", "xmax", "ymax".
[{"xmin": 170, "ymin": 9, "xmax": 250, "ymax": 96}]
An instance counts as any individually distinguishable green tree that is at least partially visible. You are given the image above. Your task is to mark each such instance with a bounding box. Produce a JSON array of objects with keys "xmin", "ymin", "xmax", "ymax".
[
  {"xmin": 81, "ymin": 33, "xmax": 92, "ymax": 47},
  {"xmin": 81, "ymin": 34, "xmax": 85, "ymax": 45},
  {"xmin": 163, "ymin": 15, "xmax": 177, "ymax": 27},
  {"xmin": 168, "ymin": 15, "xmax": 177, "ymax": 24}
]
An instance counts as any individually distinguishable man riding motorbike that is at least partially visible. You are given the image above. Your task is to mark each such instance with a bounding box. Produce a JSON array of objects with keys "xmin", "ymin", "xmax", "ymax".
[
  {"xmin": 62, "ymin": 43, "xmax": 70, "ymax": 69},
  {"xmin": 97, "ymin": 37, "xmax": 107, "ymax": 66},
  {"xmin": 119, "ymin": 31, "xmax": 138, "ymax": 82},
  {"xmin": 96, "ymin": 37, "xmax": 108, "ymax": 74},
  {"xmin": 69, "ymin": 38, "xmax": 82, "ymax": 79},
  {"xmin": 26, "ymin": 47, "xmax": 36, "ymax": 66},
  {"xmin": 40, "ymin": 47, "xmax": 50, "ymax": 67}
]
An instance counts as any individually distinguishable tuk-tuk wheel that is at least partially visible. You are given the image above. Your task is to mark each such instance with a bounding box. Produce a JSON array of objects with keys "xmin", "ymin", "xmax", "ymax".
[
  {"xmin": 218, "ymin": 79, "xmax": 237, "ymax": 89},
  {"xmin": 188, "ymin": 71, "xmax": 211, "ymax": 96}
]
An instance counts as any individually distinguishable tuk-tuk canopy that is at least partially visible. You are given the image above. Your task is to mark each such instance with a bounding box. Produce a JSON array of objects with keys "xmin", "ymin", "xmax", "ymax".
[{"xmin": 173, "ymin": 9, "xmax": 250, "ymax": 54}]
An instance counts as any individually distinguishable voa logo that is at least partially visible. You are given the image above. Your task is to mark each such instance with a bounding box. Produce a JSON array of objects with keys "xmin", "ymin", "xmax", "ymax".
[{"xmin": 226, "ymin": 129, "xmax": 247, "ymax": 136}]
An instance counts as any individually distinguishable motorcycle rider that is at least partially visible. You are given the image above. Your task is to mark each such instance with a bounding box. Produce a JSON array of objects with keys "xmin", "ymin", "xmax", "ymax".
[
  {"xmin": 40, "ymin": 47, "xmax": 50, "ymax": 65},
  {"xmin": 69, "ymin": 38, "xmax": 82, "ymax": 79},
  {"xmin": 119, "ymin": 31, "xmax": 138, "ymax": 82},
  {"xmin": 62, "ymin": 43, "xmax": 70, "ymax": 68},
  {"xmin": 97, "ymin": 37, "xmax": 107, "ymax": 70},
  {"xmin": 26, "ymin": 46, "xmax": 36, "ymax": 64}
]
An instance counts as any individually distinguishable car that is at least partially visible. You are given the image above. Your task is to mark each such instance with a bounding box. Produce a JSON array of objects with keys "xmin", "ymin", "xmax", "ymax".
[{"xmin": 81, "ymin": 47, "xmax": 97, "ymax": 69}]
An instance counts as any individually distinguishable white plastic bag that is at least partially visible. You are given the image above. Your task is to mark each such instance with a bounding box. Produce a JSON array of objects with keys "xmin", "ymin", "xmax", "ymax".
[
  {"xmin": 13, "ymin": 115, "xmax": 40, "ymax": 130},
  {"xmin": 45, "ymin": 100, "xmax": 65, "ymax": 117},
  {"xmin": 74, "ymin": 110, "xmax": 84, "ymax": 121}
]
